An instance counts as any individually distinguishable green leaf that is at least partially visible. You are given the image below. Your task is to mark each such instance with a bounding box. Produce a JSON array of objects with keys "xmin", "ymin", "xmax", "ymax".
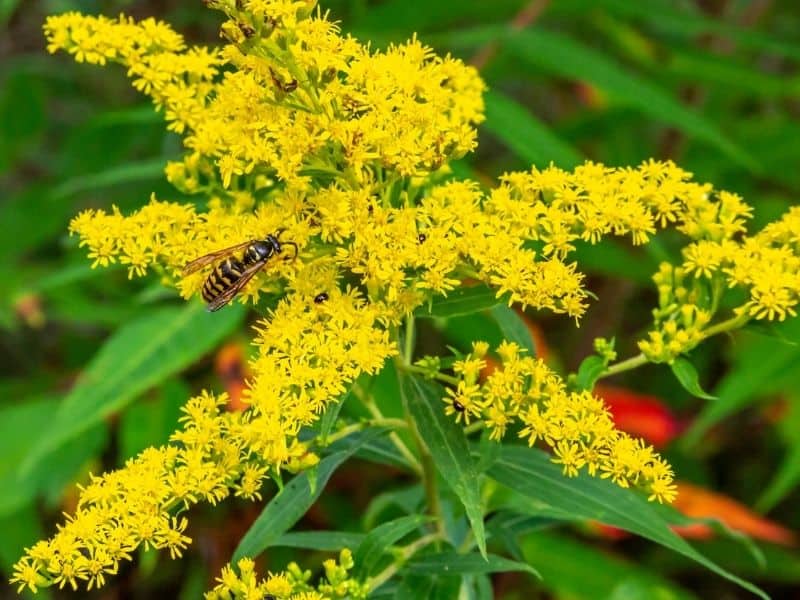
[
  {"xmin": 354, "ymin": 515, "xmax": 430, "ymax": 579},
  {"xmin": 571, "ymin": 239, "xmax": 656, "ymax": 284},
  {"xmin": 274, "ymin": 530, "xmax": 366, "ymax": 551},
  {"xmin": 670, "ymin": 357, "xmax": 716, "ymax": 400},
  {"xmin": 355, "ymin": 436, "xmax": 415, "ymax": 470},
  {"xmin": 488, "ymin": 305, "xmax": 536, "ymax": 357},
  {"xmin": 393, "ymin": 573, "xmax": 461, "ymax": 600},
  {"xmin": 665, "ymin": 49, "xmax": 798, "ymax": 99},
  {"xmin": 521, "ymin": 531, "xmax": 697, "ymax": 600},
  {"xmin": 482, "ymin": 90, "xmax": 582, "ymax": 169},
  {"xmin": 233, "ymin": 429, "xmax": 386, "ymax": 561},
  {"xmin": 466, "ymin": 574, "xmax": 493, "ymax": 600},
  {"xmin": 407, "ymin": 552, "xmax": 540, "ymax": 578},
  {"xmin": 50, "ymin": 158, "xmax": 167, "ymax": 199},
  {"xmin": 503, "ymin": 29, "xmax": 759, "ymax": 172},
  {"xmin": 400, "ymin": 373, "xmax": 486, "ymax": 558},
  {"xmin": 22, "ymin": 303, "xmax": 246, "ymax": 474},
  {"xmin": 415, "ymin": 285, "xmax": 503, "ymax": 319},
  {"xmin": 441, "ymin": 312, "xmax": 506, "ymax": 353},
  {"xmin": 488, "ymin": 445, "xmax": 766, "ymax": 599},
  {"xmin": 575, "ymin": 355, "xmax": 606, "ymax": 391},
  {"xmin": 0, "ymin": 0, "xmax": 23, "ymax": 24}
]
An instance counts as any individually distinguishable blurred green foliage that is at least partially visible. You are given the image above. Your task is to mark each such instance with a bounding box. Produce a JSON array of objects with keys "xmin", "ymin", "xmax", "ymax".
[{"xmin": 2, "ymin": 0, "xmax": 800, "ymax": 597}]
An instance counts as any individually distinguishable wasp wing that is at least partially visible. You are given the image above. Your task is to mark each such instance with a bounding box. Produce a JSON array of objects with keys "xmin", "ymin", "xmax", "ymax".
[
  {"xmin": 182, "ymin": 240, "xmax": 254, "ymax": 276},
  {"xmin": 205, "ymin": 260, "xmax": 267, "ymax": 312}
]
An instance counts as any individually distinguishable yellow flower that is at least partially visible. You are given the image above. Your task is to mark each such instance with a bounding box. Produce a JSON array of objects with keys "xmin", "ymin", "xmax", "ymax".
[{"xmin": 24, "ymin": 1, "xmax": 800, "ymax": 595}]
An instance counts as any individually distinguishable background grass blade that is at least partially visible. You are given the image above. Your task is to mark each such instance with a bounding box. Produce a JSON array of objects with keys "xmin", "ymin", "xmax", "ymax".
[
  {"xmin": 503, "ymin": 29, "xmax": 759, "ymax": 172},
  {"xmin": 482, "ymin": 90, "xmax": 582, "ymax": 169},
  {"xmin": 21, "ymin": 302, "xmax": 246, "ymax": 473}
]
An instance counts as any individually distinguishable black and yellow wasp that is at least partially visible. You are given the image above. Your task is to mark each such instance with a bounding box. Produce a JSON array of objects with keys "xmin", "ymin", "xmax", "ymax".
[{"xmin": 182, "ymin": 231, "xmax": 298, "ymax": 312}]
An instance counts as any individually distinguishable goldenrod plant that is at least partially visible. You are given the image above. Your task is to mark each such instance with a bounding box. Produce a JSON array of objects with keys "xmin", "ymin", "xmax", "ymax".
[{"xmin": 7, "ymin": 1, "xmax": 800, "ymax": 598}]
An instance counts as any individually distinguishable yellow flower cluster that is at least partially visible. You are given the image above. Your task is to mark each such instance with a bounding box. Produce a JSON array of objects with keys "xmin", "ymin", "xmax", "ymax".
[
  {"xmin": 242, "ymin": 289, "xmax": 396, "ymax": 458},
  {"xmin": 442, "ymin": 342, "xmax": 676, "ymax": 503},
  {"xmin": 23, "ymin": 0, "xmax": 800, "ymax": 595},
  {"xmin": 206, "ymin": 550, "xmax": 368, "ymax": 600},
  {"xmin": 43, "ymin": 11, "xmax": 221, "ymax": 135},
  {"xmin": 44, "ymin": 1, "xmax": 483, "ymax": 193},
  {"xmin": 11, "ymin": 392, "xmax": 244, "ymax": 593},
  {"xmin": 639, "ymin": 199, "xmax": 799, "ymax": 362},
  {"xmin": 12, "ymin": 290, "xmax": 394, "ymax": 593}
]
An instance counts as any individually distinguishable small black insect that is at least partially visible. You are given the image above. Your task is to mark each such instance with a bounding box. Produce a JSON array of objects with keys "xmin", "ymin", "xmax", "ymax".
[
  {"xmin": 238, "ymin": 22, "xmax": 255, "ymax": 38},
  {"xmin": 183, "ymin": 231, "xmax": 297, "ymax": 312},
  {"xmin": 452, "ymin": 399, "xmax": 466, "ymax": 413},
  {"xmin": 269, "ymin": 67, "xmax": 298, "ymax": 93},
  {"xmin": 313, "ymin": 292, "xmax": 329, "ymax": 304},
  {"xmin": 418, "ymin": 233, "xmax": 427, "ymax": 243}
]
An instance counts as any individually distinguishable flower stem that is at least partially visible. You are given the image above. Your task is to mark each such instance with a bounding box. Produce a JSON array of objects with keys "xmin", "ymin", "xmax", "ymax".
[
  {"xmin": 397, "ymin": 363, "xmax": 460, "ymax": 386},
  {"xmin": 353, "ymin": 384, "xmax": 423, "ymax": 476},
  {"xmin": 597, "ymin": 353, "xmax": 648, "ymax": 380},
  {"xmin": 700, "ymin": 313, "xmax": 750, "ymax": 339},
  {"xmin": 368, "ymin": 532, "xmax": 441, "ymax": 592},
  {"xmin": 325, "ymin": 418, "xmax": 410, "ymax": 445},
  {"xmin": 399, "ymin": 315, "xmax": 446, "ymax": 539}
]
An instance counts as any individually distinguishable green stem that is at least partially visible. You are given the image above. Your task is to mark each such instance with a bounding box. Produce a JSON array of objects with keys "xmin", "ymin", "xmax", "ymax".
[
  {"xmin": 325, "ymin": 418, "xmax": 409, "ymax": 445},
  {"xmin": 398, "ymin": 363, "xmax": 460, "ymax": 386},
  {"xmin": 598, "ymin": 313, "xmax": 751, "ymax": 381},
  {"xmin": 597, "ymin": 353, "xmax": 648, "ymax": 380},
  {"xmin": 353, "ymin": 383, "xmax": 423, "ymax": 476},
  {"xmin": 463, "ymin": 421, "xmax": 484, "ymax": 436},
  {"xmin": 399, "ymin": 315, "xmax": 446, "ymax": 539},
  {"xmin": 368, "ymin": 532, "xmax": 441, "ymax": 592},
  {"xmin": 700, "ymin": 313, "xmax": 751, "ymax": 339},
  {"xmin": 404, "ymin": 314, "xmax": 415, "ymax": 363},
  {"xmin": 362, "ymin": 401, "xmax": 423, "ymax": 476}
]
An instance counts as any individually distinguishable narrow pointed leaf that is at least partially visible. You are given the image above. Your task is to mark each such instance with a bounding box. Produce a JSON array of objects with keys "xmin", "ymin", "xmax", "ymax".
[
  {"xmin": 575, "ymin": 356, "xmax": 606, "ymax": 391},
  {"xmin": 233, "ymin": 429, "xmax": 386, "ymax": 561},
  {"xmin": 416, "ymin": 284, "xmax": 503, "ymax": 319},
  {"xmin": 503, "ymin": 29, "xmax": 759, "ymax": 172},
  {"xmin": 521, "ymin": 531, "xmax": 698, "ymax": 600},
  {"xmin": 274, "ymin": 531, "xmax": 366, "ymax": 551},
  {"xmin": 670, "ymin": 358, "xmax": 716, "ymax": 400},
  {"xmin": 684, "ymin": 322, "xmax": 800, "ymax": 446},
  {"xmin": 488, "ymin": 305, "xmax": 536, "ymax": 357},
  {"xmin": 354, "ymin": 514, "xmax": 430, "ymax": 578},
  {"xmin": 483, "ymin": 90, "xmax": 582, "ymax": 169},
  {"xmin": 488, "ymin": 445, "xmax": 766, "ymax": 599},
  {"xmin": 407, "ymin": 552, "xmax": 540, "ymax": 578},
  {"xmin": 401, "ymin": 373, "xmax": 486, "ymax": 558}
]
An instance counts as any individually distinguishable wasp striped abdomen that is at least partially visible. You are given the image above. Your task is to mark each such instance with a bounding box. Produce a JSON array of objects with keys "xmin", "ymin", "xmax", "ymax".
[{"xmin": 202, "ymin": 258, "xmax": 246, "ymax": 304}]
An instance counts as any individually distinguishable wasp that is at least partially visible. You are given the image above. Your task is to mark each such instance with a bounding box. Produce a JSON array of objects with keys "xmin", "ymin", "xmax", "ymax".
[{"xmin": 182, "ymin": 231, "xmax": 298, "ymax": 312}]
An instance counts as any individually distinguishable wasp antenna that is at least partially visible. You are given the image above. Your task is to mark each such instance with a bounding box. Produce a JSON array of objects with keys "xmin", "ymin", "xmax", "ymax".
[{"xmin": 283, "ymin": 241, "xmax": 299, "ymax": 262}]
